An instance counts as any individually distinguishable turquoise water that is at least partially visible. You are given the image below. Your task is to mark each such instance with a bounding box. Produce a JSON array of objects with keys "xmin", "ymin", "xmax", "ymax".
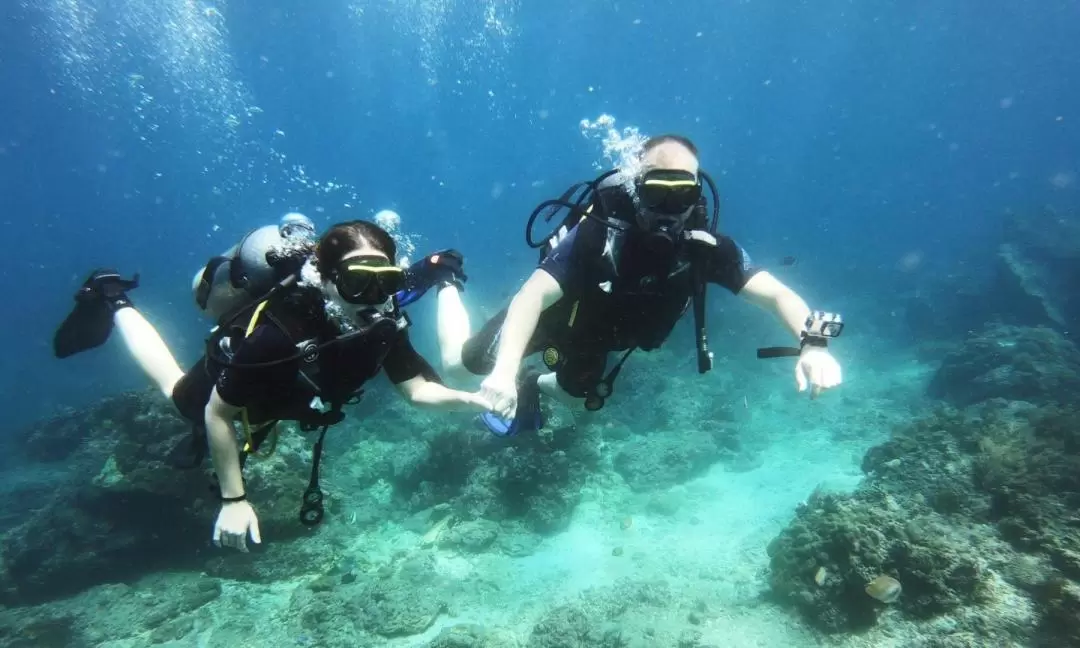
[{"xmin": 1, "ymin": 1, "xmax": 1078, "ymax": 646}]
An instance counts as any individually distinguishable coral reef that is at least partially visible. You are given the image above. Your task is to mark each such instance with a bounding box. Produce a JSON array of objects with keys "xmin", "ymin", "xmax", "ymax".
[
  {"xmin": 0, "ymin": 573, "xmax": 221, "ymax": 647},
  {"xmin": 290, "ymin": 553, "xmax": 449, "ymax": 645},
  {"xmin": 524, "ymin": 579, "xmax": 698, "ymax": 648},
  {"xmin": 0, "ymin": 390, "xmax": 327, "ymax": 606},
  {"xmin": 769, "ymin": 392, "xmax": 1080, "ymax": 645},
  {"xmin": 383, "ymin": 404, "xmax": 602, "ymax": 536},
  {"xmin": 927, "ymin": 324, "xmax": 1080, "ymax": 407},
  {"xmin": 0, "ymin": 345, "xmax": 760, "ymax": 647},
  {"xmin": 613, "ymin": 422, "xmax": 740, "ymax": 492}
]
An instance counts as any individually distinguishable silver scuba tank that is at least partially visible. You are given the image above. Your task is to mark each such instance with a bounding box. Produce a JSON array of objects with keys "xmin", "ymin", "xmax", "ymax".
[{"xmin": 192, "ymin": 213, "xmax": 317, "ymax": 321}]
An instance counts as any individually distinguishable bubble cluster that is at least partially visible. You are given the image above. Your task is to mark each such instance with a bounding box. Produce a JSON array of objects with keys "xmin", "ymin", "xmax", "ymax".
[
  {"xmin": 29, "ymin": 0, "xmax": 362, "ymax": 230},
  {"xmin": 580, "ymin": 114, "xmax": 648, "ymax": 193},
  {"xmin": 31, "ymin": 0, "xmax": 250, "ymax": 142},
  {"xmin": 347, "ymin": 0, "xmax": 519, "ymax": 90},
  {"xmin": 374, "ymin": 209, "xmax": 419, "ymax": 267}
]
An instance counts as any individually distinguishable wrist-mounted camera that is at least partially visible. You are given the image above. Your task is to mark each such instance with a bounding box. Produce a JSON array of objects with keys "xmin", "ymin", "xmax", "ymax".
[
  {"xmin": 799, "ymin": 311, "xmax": 844, "ymax": 349},
  {"xmin": 758, "ymin": 310, "xmax": 844, "ymax": 359}
]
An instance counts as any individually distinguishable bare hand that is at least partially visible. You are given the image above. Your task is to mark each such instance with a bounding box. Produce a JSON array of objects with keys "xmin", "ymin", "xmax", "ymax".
[
  {"xmin": 795, "ymin": 347, "xmax": 843, "ymax": 399},
  {"xmin": 213, "ymin": 500, "xmax": 262, "ymax": 552},
  {"xmin": 480, "ymin": 372, "xmax": 518, "ymax": 419}
]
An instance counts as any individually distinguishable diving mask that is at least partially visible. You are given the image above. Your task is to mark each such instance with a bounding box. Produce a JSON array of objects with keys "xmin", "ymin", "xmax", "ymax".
[
  {"xmin": 636, "ymin": 169, "xmax": 703, "ymax": 216},
  {"xmin": 332, "ymin": 256, "xmax": 405, "ymax": 305},
  {"xmin": 633, "ymin": 169, "xmax": 703, "ymax": 254}
]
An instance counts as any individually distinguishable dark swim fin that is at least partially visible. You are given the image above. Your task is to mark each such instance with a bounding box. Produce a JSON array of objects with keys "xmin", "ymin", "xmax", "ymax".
[
  {"xmin": 53, "ymin": 269, "xmax": 139, "ymax": 359},
  {"xmin": 54, "ymin": 299, "xmax": 114, "ymax": 358},
  {"xmin": 480, "ymin": 370, "xmax": 544, "ymax": 437}
]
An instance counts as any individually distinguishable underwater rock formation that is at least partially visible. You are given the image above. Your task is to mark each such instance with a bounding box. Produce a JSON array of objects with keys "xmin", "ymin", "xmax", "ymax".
[
  {"xmin": 613, "ymin": 421, "xmax": 740, "ymax": 492},
  {"xmin": 768, "ymin": 399, "xmax": 1080, "ymax": 645},
  {"xmin": 0, "ymin": 573, "xmax": 222, "ymax": 647},
  {"xmin": 0, "ymin": 390, "xmax": 312, "ymax": 606},
  {"xmin": 289, "ymin": 552, "xmax": 449, "ymax": 645},
  {"xmin": 0, "ymin": 384, "xmax": 615, "ymax": 605},
  {"xmin": 901, "ymin": 209, "xmax": 1080, "ymax": 345},
  {"xmin": 388, "ymin": 406, "xmax": 601, "ymax": 537},
  {"xmin": 525, "ymin": 578, "xmax": 703, "ymax": 648},
  {"xmin": 993, "ymin": 209, "xmax": 1080, "ymax": 331},
  {"xmin": 927, "ymin": 324, "xmax": 1080, "ymax": 407},
  {"xmin": 766, "ymin": 486, "xmax": 989, "ymax": 632},
  {"xmin": 426, "ymin": 623, "xmax": 519, "ymax": 648}
]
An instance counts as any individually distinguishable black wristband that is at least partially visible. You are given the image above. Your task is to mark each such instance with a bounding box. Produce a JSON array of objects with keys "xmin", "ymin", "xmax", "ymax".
[
  {"xmin": 221, "ymin": 493, "xmax": 247, "ymax": 503},
  {"xmin": 800, "ymin": 335, "xmax": 828, "ymax": 350}
]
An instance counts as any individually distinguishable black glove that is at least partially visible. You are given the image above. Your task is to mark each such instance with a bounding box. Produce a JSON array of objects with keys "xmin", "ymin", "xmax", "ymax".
[{"xmin": 397, "ymin": 249, "xmax": 466, "ymax": 307}]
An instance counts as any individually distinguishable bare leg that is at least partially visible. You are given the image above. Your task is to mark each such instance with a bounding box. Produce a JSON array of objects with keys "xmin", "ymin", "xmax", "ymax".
[
  {"xmin": 114, "ymin": 307, "xmax": 185, "ymax": 398},
  {"xmin": 436, "ymin": 285, "xmax": 471, "ymax": 382}
]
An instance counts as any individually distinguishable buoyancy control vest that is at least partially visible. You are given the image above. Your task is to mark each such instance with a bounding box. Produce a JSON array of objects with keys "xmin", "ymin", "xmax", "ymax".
[
  {"xmin": 200, "ymin": 269, "xmax": 410, "ymax": 527},
  {"xmin": 523, "ymin": 170, "xmax": 721, "ymax": 407}
]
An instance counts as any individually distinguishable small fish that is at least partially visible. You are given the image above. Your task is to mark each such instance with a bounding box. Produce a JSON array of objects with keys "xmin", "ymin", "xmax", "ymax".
[
  {"xmin": 865, "ymin": 575, "xmax": 902, "ymax": 603},
  {"xmin": 780, "ymin": 256, "xmax": 798, "ymax": 267}
]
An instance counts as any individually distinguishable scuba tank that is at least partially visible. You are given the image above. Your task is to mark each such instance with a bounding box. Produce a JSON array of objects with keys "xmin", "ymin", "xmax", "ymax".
[{"xmin": 192, "ymin": 213, "xmax": 317, "ymax": 322}]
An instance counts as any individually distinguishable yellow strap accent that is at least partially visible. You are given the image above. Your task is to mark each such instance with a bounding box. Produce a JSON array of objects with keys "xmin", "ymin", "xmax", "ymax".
[
  {"xmin": 343, "ymin": 264, "xmax": 403, "ymax": 274},
  {"xmin": 236, "ymin": 301, "xmax": 281, "ymax": 459},
  {"xmin": 643, "ymin": 179, "xmax": 698, "ymax": 187},
  {"xmin": 579, "ymin": 203, "xmax": 593, "ymax": 224},
  {"xmin": 245, "ymin": 300, "xmax": 269, "ymax": 337},
  {"xmin": 241, "ymin": 409, "xmax": 255, "ymax": 453},
  {"xmin": 240, "ymin": 409, "xmax": 279, "ymax": 458},
  {"xmin": 568, "ymin": 301, "xmax": 579, "ymax": 328}
]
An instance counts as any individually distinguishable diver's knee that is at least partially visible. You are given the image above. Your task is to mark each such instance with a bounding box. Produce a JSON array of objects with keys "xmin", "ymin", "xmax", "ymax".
[
  {"xmin": 440, "ymin": 362, "xmax": 472, "ymax": 385},
  {"xmin": 459, "ymin": 335, "xmax": 493, "ymax": 377},
  {"xmin": 540, "ymin": 372, "xmax": 580, "ymax": 404},
  {"xmin": 439, "ymin": 346, "xmax": 464, "ymax": 376}
]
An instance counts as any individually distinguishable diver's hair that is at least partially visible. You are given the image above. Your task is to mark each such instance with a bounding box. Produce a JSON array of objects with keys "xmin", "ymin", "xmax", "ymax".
[
  {"xmin": 642, "ymin": 134, "xmax": 699, "ymax": 158},
  {"xmin": 315, "ymin": 220, "xmax": 397, "ymax": 277}
]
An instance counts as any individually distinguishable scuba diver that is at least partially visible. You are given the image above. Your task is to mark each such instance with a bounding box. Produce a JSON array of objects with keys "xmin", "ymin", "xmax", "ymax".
[
  {"xmin": 53, "ymin": 216, "xmax": 490, "ymax": 552},
  {"xmin": 457, "ymin": 134, "xmax": 845, "ymax": 435}
]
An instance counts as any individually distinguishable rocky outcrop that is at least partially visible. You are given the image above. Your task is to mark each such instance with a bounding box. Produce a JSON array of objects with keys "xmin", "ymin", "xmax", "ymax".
[
  {"xmin": 386, "ymin": 405, "xmax": 601, "ymax": 536},
  {"xmin": 994, "ymin": 209, "xmax": 1080, "ymax": 331},
  {"xmin": 768, "ymin": 398, "xmax": 1080, "ymax": 645},
  {"xmin": 0, "ymin": 390, "xmax": 315, "ymax": 606},
  {"xmin": 927, "ymin": 324, "xmax": 1080, "ymax": 407},
  {"xmin": 901, "ymin": 209, "xmax": 1080, "ymax": 344}
]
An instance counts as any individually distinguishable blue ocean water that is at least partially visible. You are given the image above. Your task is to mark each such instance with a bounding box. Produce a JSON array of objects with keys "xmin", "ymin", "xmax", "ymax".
[
  {"xmin": 1, "ymin": 1, "xmax": 1079, "ymax": 646},
  {"xmin": 2, "ymin": 0, "xmax": 1075, "ymax": 427}
]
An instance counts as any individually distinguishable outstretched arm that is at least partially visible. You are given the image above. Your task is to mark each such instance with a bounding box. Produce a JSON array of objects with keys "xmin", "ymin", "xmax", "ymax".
[
  {"xmin": 739, "ymin": 271, "xmax": 811, "ymax": 341},
  {"xmin": 384, "ymin": 333, "xmax": 492, "ymax": 412},
  {"xmin": 395, "ymin": 375, "xmax": 491, "ymax": 412},
  {"xmin": 738, "ymin": 271, "xmax": 842, "ymax": 397},
  {"xmin": 488, "ymin": 269, "xmax": 564, "ymax": 383}
]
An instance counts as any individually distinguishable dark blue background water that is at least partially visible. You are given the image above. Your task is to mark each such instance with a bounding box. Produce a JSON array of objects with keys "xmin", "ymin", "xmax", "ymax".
[{"xmin": 0, "ymin": 0, "xmax": 1077, "ymax": 429}]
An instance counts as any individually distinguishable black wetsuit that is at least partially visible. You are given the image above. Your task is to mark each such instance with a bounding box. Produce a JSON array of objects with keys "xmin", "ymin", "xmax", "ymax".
[
  {"xmin": 462, "ymin": 193, "xmax": 760, "ymax": 398},
  {"xmin": 171, "ymin": 292, "xmax": 436, "ymax": 428}
]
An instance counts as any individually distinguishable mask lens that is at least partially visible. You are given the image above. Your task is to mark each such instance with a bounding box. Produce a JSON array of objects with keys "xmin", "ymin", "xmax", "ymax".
[
  {"xmin": 638, "ymin": 170, "xmax": 702, "ymax": 215},
  {"xmin": 334, "ymin": 257, "xmax": 404, "ymax": 304}
]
